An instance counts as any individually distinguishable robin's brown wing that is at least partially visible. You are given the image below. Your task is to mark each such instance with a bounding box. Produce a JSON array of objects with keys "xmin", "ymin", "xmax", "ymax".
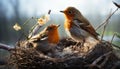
[{"xmin": 73, "ymin": 19, "xmax": 99, "ymax": 40}]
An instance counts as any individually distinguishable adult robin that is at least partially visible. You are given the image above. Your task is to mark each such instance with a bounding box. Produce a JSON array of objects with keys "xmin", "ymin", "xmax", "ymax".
[{"xmin": 60, "ymin": 7, "xmax": 99, "ymax": 46}]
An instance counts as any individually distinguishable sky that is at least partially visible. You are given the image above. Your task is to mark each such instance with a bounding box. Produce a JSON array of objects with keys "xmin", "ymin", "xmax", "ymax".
[
  {"xmin": 19, "ymin": 0, "xmax": 120, "ymax": 16},
  {"xmin": 1, "ymin": 0, "xmax": 120, "ymax": 18}
]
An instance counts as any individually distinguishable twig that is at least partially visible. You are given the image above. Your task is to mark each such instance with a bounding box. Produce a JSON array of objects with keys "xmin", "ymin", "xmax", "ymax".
[
  {"xmin": 112, "ymin": 44, "xmax": 120, "ymax": 49},
  {"xmin": 28, "ymin": 10, "xmax": 51, "ymax": 39},
  {"xmin": 100, "ymin": 18, "xmax": 109, "ymax": 40},
  {"xmin": 95, "ymin": 8, "xmax": 118, "ymax": 31},
  {"xmin": 48, "ymin": 10, "xmax": 51, "ymax": 14},
  {"xmin": 0, "ymin": 43, "xmax": 15, "ymax": 51},
  {"xmin": 110, "ymin": 32, "xmax": 116, "ymax": 44},
  {"xmin": 100, "ymin": 8, "xmax": 119, "ymax": 40},
  {"xmin": 113, "ymin": 1, "xmax": 120, "ymax": 8},
  {"xmin": 92, "ymin": 51, "xmax": 112, "ymax": 65},
  {"xmin": 110, "ymin": 32, "xmax": 120, "ymax": 49},
  {"xmin": 14, "ymin": 43, "xmax": 19, "ymax": 68},
  {"xmin": 28, "ymin": 23, "xmax": 42, "ymax": 39},
  {"xmin": 99, "ymin": 54, "xmax": 110, "ymax": 68},
  {"xmin": 100, "ymin": 10, "xmax": 112, "ymax": 40},
  {"xmin": 22, "ymin": 17, "xmax": 33, "ymax": 27},
  {"xmin": 89, "ymin": 51, "xmax": 112, "ymax": 68}
]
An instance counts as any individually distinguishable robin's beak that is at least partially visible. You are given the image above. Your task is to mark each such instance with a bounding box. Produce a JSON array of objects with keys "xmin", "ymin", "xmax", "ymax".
[
  {"xmin": 57, "ymin": 24, "xmax": 60, "ymax": 28},
  {"xmin": 60, "ymin": 11, "xmax": 64, "ymax": 13}
]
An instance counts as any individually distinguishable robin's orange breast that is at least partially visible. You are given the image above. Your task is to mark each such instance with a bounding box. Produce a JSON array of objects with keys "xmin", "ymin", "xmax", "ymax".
[{"xmin": 48, "ymin": 29, "xmax": 59, "ymax": 44}]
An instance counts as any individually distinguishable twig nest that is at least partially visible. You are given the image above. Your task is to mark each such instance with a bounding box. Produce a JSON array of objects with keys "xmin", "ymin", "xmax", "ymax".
[{"xmin": 9, "ymin": 38, "xmax": 120, "ymax": 69}]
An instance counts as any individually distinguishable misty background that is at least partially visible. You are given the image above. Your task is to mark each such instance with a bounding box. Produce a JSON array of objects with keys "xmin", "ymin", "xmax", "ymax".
[{"xmin": 0, "ymin": 0, "xmax": 120, "ymax": 45}]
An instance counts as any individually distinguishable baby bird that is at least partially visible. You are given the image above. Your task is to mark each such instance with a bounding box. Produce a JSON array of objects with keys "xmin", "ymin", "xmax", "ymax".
[
  {"xmin": 60, "ymin": 7, "xmax": 99, "ymax": 46},
  {"xmin": 29, "ymin": 24, "xmax": 60, "ymax": 53}
]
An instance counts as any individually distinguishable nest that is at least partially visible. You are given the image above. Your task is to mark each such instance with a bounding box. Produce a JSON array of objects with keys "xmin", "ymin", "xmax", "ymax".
[{"xmin": 8, "ymin": 38, "xmax": 120, "ymax": 69}]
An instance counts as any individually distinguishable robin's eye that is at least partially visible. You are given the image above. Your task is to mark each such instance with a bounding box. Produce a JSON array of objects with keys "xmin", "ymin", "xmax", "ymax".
[
  {"xmin": 48, "ymin": 27, "xmax": 53, "ymax": 30},
  {"xmin": 68, "ymin": 11, "xmax": 72, "ymax": 14}
]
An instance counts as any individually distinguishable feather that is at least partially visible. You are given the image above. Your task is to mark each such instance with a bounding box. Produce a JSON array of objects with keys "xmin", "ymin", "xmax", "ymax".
[{"xmin": 73, "ymin": 19, "xmax": 99, "ymax": 40}]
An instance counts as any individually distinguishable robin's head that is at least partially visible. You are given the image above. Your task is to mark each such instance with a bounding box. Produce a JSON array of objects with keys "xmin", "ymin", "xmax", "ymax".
[
  {"xmin": 60, "ymin": 7, "xmax": 82, "ymax": 20},
  {"xmin": 46, "ymin": 24, "xmax": 60, "ymax": 32},
  {"xmin": 46, "ymin": 24, "xmax": 60, "ymax": 44}
]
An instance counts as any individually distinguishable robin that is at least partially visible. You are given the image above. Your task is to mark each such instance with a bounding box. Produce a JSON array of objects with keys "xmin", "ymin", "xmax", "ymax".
[
  {"xmin": 60, "ymin": 7, "xmax": 99, "ymax": 46},
  {"xmin": 28, "ymin": 24, "xmax": 60, "ymax": 53}
]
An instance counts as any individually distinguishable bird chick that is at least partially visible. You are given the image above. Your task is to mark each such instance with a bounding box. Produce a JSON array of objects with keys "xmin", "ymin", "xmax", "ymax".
[{"xmin": 29, "ymin": 24, "xmax": 60, "ymax": 53}]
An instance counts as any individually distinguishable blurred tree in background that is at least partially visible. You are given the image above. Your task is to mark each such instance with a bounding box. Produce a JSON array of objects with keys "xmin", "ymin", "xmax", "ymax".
[{"xmin": 0, "ymin": 0, "xmax": 120, "ymax": 45}]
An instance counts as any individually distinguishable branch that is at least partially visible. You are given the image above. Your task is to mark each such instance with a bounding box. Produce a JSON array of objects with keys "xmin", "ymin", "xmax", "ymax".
[
  {"xmin": 48, "ymin": 10, "xmax": 51, "ymax": 14},
  {"xmin": 113, "ymin": 1, "xmax": 120, "ymax": 8},
  {"xmin": 95, "ymin": 8, "xmax": 118, "ymax": 31},
  {"xmin": 87, "ymin": 51, "xmax": 112, "ymax": 68},
  {"xmin": 110, "ymin": 32, "xmax": 116, "ymax": 45},
  {"xmin": 0, "ymin": 43, "xmax": 15, "ymax": 51},
  {"xmin": 28, "ymin": 10, "xmax": 51, "ymax": 39},
  {"xmin": 100, "ymin": 10, "xmax": 111, "ymax": 40},
  {"xmin": 92, "ymin": 51, "xmax": 112, "ymax": 65}
]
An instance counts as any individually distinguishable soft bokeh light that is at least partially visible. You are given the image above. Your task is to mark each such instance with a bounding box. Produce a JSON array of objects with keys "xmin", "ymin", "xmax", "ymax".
[{"xmin": 0, "ymin": 0, "xmax": 120, "ymax": 44}]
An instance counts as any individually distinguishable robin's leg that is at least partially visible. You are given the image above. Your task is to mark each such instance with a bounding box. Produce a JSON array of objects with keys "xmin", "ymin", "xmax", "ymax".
[
  {"xmin": 72, "ymin": 39, "xmax": 85, "ymax": 50},
  {"xmin": 75, "ymin": 38, "xmax": 85, "ymax": 47},
  {"xmin": 75, "ymin": 42, "xmax": 81, "ymax": 46},
  {"xmin": 72, "ymin": 42, "xmax": 81, "ymax": 50}
]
